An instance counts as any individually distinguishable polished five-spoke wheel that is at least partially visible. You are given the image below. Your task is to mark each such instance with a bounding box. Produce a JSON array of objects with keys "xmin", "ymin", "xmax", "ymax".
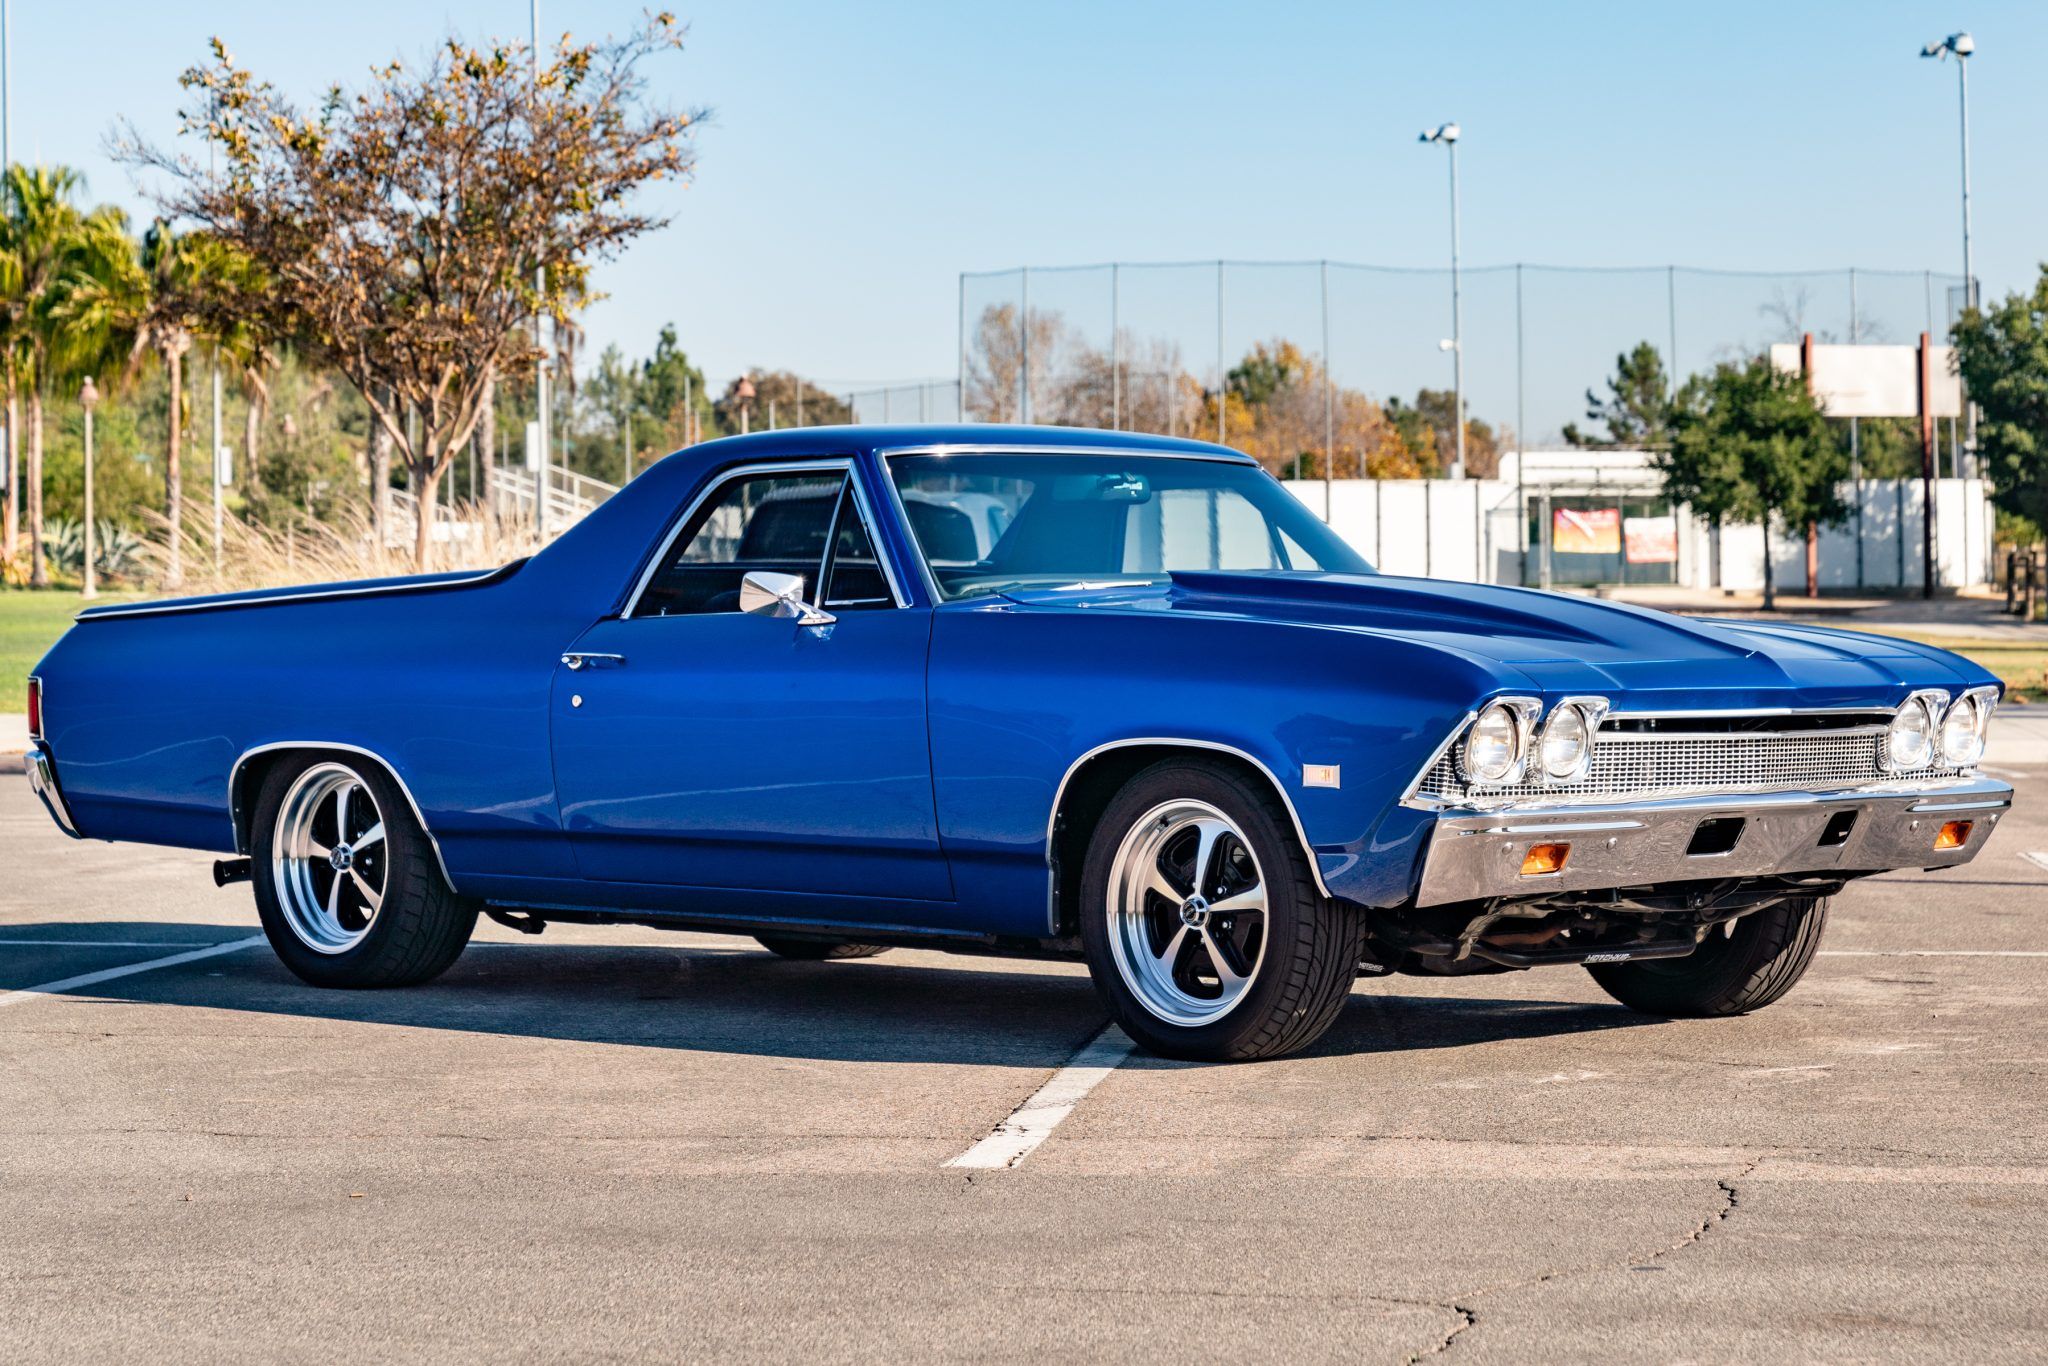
[
  {"xmin": 1081, "ymin": 758, "xmax": 1366, "ymax": 1061},
  {"xmin": 1105, "ymin": 799, "xmax": 1268, "ymax": 1027},
  {"xmin": 251, "ymin": 753, "xmax": 478, "ymax": 989},
  {"xmin": 272, "ymin": 763, "xmax": 389, "ymax": 954}
]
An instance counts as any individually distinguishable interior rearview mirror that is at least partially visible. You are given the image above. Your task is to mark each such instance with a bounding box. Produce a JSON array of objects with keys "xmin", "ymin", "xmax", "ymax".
[{"xmin": 739, "ymin": 570, "xmax": 836, "ymax": 627}]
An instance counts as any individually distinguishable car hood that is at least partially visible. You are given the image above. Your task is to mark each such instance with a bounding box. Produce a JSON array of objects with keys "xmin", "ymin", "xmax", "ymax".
[{"xmin": 998, "ymin": 571, "xmax": 1995, "ymax": 711}]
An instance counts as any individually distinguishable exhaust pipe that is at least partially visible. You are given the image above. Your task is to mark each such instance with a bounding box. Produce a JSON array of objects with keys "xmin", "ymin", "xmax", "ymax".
[{"xmin": 213, "ymin": 857, "xmax": 252, "ymax": 887}]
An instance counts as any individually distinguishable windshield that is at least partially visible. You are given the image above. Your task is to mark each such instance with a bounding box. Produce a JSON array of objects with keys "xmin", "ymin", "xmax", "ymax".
[{"xmin": 889, "ymin": 453, "xmax": 1372, "ymax": 601}]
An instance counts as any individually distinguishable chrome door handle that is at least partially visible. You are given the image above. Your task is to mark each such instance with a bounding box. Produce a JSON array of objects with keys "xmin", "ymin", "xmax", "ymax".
[{"xmin": 561, "ymin": 652, "xmax": 627, "ymax": 671}]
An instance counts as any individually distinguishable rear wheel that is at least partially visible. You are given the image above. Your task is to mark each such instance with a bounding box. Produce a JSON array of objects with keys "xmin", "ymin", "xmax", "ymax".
[
  {"xmin": 1079, "ymin": 759, "xmax": 1363, "ymax": 1062},
  {"xmin": 1587, "ymin": 896, "xmax": 1829, "ymax": 1017},
  {"xmin": 252, "ymin": 754, "xmax": 478, "ymax": 989},
  {"xmin": 754, "ymin": 936, "xmax": 891, "ymax": 961}
]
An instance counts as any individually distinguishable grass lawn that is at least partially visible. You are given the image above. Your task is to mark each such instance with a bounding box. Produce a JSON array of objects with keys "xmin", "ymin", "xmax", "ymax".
[
  {"xmin": 1839, "ymin": 627, "xmax": 2048, "ymax": 703},
  {"xmin": 0, "ymin": 590, "xmax": 142, "ymax": 706}
]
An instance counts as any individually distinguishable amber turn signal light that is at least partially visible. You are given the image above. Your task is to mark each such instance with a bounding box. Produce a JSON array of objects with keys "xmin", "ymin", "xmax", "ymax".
[
  {"xmin": 1520, "ymin": 843, "xmax": 1570, "ymax": 876},
  {"xmin": 1933, "ymin": 821, "xmax": 1972, "ymax": 851}
]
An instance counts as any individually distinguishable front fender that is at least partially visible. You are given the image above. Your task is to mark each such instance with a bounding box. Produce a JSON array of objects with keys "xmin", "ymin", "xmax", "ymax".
[{"xmin": 926, "ymin": 602, "xmax": 1522, "ymax": 929}]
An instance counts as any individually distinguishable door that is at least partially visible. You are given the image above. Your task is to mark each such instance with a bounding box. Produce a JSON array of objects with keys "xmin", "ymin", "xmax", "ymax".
[{"xmin": 549, "ymin": 460, "xmax": 951, "ymax": 903}]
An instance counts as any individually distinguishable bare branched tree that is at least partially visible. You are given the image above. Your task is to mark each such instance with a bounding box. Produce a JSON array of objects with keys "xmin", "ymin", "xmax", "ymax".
[{"xmin": 116, "ymin": 15, "xmax": 701, "ymax": 567}]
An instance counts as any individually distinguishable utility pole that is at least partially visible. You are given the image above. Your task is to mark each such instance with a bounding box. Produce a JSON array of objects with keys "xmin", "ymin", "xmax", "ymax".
[
  {"xmin": 211, "ymin": 354, "xmax": 223, "ymax": 569},
  {"xmin": 79, "ymin": 378, "xmax": 98, "ymax": 598},
  {"xmin": 1320, "ymin": 259, "xmax": 1333, "ymax": 507},
  {"xmin": 1019, "ymin": 268, "xmax": 1031, "ymax": 424},
  {"xmin": 531, "ymin": 0, "xmax": 551, "ymax": 540},
  {"xmin": 1420, "ymin": 122, "xmax": 1465, "ymax": 479},
  {"xmin": 1, "ymin": 0, "xmax": 13, "ymax": 561},
  {"xmin": 1110, "ymin": 263, "xmax": 1120, "ymax": 432},
  {"xmin": 1215, "ymin": 260, "xmax": 1225, "ymax": 446}
]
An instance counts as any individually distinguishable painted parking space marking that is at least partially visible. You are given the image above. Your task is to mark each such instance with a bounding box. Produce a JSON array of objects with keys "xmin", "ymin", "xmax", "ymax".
[
  {"xmin": 2021, "ymin": 852, "xmax": 2048, "ymax": 873},
  {"xmin": 946, "ymin": 1024, "xmax": 1135, "ymax": 1170},
  {"xmin": 0, "ymin": 939, "xmax": 246, "ymax": 949},
  {"xmin": 0, "ymin": 935, "xmax": 267, "ymax": 1009},
  {"xmin": 1820, "ymin": 950, "xmax": 2048, "ymax": 958}
]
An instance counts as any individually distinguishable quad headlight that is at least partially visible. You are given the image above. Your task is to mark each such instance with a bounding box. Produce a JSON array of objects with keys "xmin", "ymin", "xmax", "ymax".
[
  {"xmin": 1537, "ymin": 697, "xmax": 1610, "ymax": 784},
  {"xmin": 1884, "ymin": 692, "xmax": 1944, "ymax": 772},
  {"xmin": 1938, "ymin": 686, "xmax": 1998, "ymax": 768},
  {"xmin": 1461, "ymin": 698, "xmax": 1540, "ymax": 785}
]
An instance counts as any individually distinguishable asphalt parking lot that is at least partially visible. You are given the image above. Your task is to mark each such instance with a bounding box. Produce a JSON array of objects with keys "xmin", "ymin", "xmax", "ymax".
[{"xmin": 3, "ymin": 768, "xmax": 2045, "ymax": 1363}]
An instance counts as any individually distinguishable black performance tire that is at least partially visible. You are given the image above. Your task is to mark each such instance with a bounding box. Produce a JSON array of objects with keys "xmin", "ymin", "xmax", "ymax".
[
  {"xmin": 1079, "ymin": 758, "xmax": 1364, "ymax": 1062},
  {"xmin": 754, "ymin": 936, "xmax": 892, "ymax": 961},
  {"xmin": 1587, "ymin": 896, "xmax": 1830, "ymax": 1018},
  {"xmin": 251, "ymin": 753, "xmax": 479, "ymax": 989}
]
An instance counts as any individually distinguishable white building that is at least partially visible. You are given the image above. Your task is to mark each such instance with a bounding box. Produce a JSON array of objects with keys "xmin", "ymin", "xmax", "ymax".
[{"xmin": 1285, "ymin": 448, "xmax": 1993, "ymax": 593}]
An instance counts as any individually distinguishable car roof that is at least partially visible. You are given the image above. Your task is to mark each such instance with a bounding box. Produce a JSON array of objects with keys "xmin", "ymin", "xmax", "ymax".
[{"xmin": 656, "ymin": 424, "xmax": 1256, "ymax": 465}]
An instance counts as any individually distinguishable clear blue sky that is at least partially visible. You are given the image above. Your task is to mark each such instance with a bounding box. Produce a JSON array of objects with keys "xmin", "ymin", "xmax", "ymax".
[{"xmin": 8, "ymin": 1, "xmax": 2045, "ymax": 426}]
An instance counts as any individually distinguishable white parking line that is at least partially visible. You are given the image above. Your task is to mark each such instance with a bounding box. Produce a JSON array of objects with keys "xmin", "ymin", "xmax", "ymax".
[
  {"xmin": 2021, "ymin": 852, "xmax": 2048, "ymax": 873},
  {"xmin": 0, "ymin": 939, "xmax": 242, "ymax": 949},
  {"xmin": 0, "ymin": 935, "xmax": 267, "ymax": 1009},
  {"xmin": 1820, "ymin": 950, "xmax": 2048, "ymax": 958},
  {"xmin": 945, "ymin": 1024, "xmax": 1135, "ymax": 1170}
]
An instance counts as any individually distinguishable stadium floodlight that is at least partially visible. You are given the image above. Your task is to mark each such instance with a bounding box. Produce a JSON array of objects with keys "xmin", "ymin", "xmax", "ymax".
[
  {"xmin": 1920, "ymin": 33, "xmax": 1975, "ymax": 306},
  {"xmin": 1922, "ymin": 30, "xmax": 1977, "ymax": 475},
  {"xmin": 1418, "ymin": 122, "xmax": 1465, "ymax": 478}
]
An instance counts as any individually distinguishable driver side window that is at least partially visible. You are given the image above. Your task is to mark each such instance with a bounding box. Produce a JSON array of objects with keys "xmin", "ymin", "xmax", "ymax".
[{"xmin": 632, "ymin": 468, "xmax": 895, "ymax": 618}]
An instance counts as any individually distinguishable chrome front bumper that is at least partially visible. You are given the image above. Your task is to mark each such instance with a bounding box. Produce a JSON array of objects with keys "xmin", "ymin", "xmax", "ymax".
[
  {"xmin": 24, "ymin": 741, "xmax": 82, "ymax": 839},
  {"xmin": 1414, "ymin": 775, "xmax": 2013, "ymax": 907}
]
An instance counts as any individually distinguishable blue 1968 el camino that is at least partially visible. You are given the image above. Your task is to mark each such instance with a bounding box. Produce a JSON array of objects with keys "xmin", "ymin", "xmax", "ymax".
[{"xmin": 24, "ymin": 426, "xmax": 2013, "ymax": 1059}]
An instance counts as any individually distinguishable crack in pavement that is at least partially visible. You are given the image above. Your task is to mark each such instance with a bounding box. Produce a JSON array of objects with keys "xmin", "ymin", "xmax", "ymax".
[
  {"xmin": 1403, "ymin": 1301, "xmax": 1478, "ymax": 1363},
  {"xmin": 1398, "ymin": 1157, "xmax": 1760, "ymax": 1362}
]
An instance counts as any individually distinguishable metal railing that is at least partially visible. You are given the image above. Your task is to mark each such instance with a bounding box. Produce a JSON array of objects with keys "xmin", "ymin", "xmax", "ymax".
[{"xmin": 486, "ymin": 465, "xmax": 619, "ymax": 533}]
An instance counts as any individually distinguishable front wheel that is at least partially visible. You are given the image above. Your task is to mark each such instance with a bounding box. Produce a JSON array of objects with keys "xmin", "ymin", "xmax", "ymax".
[
  {"xmin": 1587, "ymin": 896, "xmax": 1829, "ymax": 1017},
  {"xmin": 252, "ymin": 754, "xmax": 478, "ymax": 989},
  {"xmin": 1079, "ymin": 759, "xmax": 1364, "ymax": 1062}
]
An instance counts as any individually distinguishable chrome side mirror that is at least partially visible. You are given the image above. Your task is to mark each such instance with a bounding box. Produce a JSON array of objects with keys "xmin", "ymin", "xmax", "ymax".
[{"xmin": 739, "ymin": 570, "xmax": 836, "ymax": 627}]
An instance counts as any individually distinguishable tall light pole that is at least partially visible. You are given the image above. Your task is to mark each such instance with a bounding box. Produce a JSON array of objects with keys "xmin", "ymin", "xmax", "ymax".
[
  {"xmin": 1420, "ymin": 122, "xmax": 1465, "ymax": 479},
  {"xmin": 2, "ymin": 0, "xmax": 13, "ymax": 560},
  {"xmin": 209, "ymin": 91, "xmax": 223, "ymax": 570},
  {"xmin": 1920, "ymin": 32, "xmax": 1976, "ymax": 307},
  {"xmin": 530, "ymin": 0, "xmax": 551, "ymax": 540},
  {"xmin": 211, "ymin": 350, "xmax": 223, "ymax": 569},
  {"xmin": 1922, "ymin": 31, "xmax": 1977, "ymax": 474},
  {"xmin": 78, "ymin": 377, "xmax": 98, "ymax": 599}
]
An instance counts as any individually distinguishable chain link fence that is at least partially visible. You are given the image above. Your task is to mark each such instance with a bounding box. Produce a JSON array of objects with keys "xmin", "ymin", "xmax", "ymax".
[{"xmin": 953, "ymin": 261, "xmax": 1970, "ymax": 463}]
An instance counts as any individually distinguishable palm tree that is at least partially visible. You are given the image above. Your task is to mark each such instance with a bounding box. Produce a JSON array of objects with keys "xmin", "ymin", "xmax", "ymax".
[
  {"xmin": 0, "ymin": 210, "xmax": 24, "ymax": 572},
  {"xmin": 4, "ymin": 166, "xmax": 113, "ymax": 587},
  {"xmin": 52, "ymin": 215, "xmax": 240, "ymax": 590}
]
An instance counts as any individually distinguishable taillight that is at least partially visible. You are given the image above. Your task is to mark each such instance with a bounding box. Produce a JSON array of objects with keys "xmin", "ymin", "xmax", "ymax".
[{"xmin": 26, "ymin": 677, "xmax": 42, "ymax": 740}]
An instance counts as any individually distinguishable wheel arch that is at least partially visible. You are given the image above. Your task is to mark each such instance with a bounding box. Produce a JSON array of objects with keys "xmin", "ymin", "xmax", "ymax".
[
  {"xmin": 1046, "ymin": 738, "xmax": 1331, "ymax": 937},
  {"xmin": 229, "ymin": 742, "xmax": 455, "ymax": 888}
]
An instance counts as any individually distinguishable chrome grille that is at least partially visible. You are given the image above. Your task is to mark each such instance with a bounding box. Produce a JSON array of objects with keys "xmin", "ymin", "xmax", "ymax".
[{"xmin": 1414, "ymin": 720, "xmax": 1964, "ymax": 806}]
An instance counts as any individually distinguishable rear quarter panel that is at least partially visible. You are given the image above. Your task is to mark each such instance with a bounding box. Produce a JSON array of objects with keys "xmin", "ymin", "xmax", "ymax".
[{"xmin": 33, "ymin": 576, "xmax": 589, "ymax": 883}]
